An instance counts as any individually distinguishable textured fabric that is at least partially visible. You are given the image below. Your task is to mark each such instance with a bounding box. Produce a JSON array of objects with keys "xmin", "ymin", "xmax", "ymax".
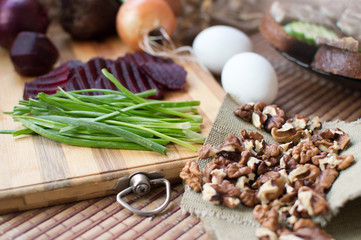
[{"xmin": 181, "ymin": 94, "xmax": 361, "ymax": 239}]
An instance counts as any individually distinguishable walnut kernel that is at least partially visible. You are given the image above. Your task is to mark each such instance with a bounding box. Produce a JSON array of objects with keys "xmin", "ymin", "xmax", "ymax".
[
  {"xmin": 257, "ymin": 178, "xmax": 285, "ymax": 204},
  {"xmin": 180, "ymin": 161, "xmax": 202, "ymax": 192},
  {"xmin": 255, "ymin": 227, "xmax": 279, "ymax": 240}
]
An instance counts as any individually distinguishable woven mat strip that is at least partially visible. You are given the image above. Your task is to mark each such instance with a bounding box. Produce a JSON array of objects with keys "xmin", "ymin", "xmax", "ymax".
[
  {"xmin": 0, "ymin": 184, "xmax": 206, "ymax": 240},
  {"xmin": 1, "ymin": 32, "xmax": 361, "ymax": 239}
]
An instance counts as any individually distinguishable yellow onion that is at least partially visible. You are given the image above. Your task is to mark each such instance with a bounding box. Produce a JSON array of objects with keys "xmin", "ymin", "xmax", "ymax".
[{"xmin": 116, "ymin": 0, "xmax": 177, "ymax": 50}]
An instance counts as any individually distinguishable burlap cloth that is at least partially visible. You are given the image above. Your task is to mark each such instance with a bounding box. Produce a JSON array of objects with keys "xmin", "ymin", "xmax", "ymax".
[{"xmin": 181, "ymin": 94, "xmax": 361, "ymax": 239}]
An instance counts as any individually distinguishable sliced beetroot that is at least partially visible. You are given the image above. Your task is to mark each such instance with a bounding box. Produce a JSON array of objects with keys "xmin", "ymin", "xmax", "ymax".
[
  {"xmin": 143, "ymin": 74, "xmax": 164, "ymax": 99},
  {"xmin": 130, "ymin": 51, "xmax": 186, "ymax": 90},
  {"xmin": 101, "ymin": 61, "xmax": 126, "ymax": 89},
  {"xmin": 94, "ymin": 74, "xmax": 117, "ymax": 91},
  {"xmin": 65, "ymin": 57, "xmax": 114, "ymax": 95},
  {"xmin": 140, "ymin": 61, "xmax": 186, "ymax": 90},
  {"xmin": 117, "ymin": 58, "xmax": 141, "ymax": 94},
  {"xmin": 129, "ymin": 63, "xmax": 152, "ymax": 92},
  {"xmin": 28, "ymin": 60, "xmax": 81, "ymax": 85},
  {"xmin": 10, "ymin": 31, "xmax": 59, "ymax": 76},
  {"xmin": 26, "ymin": 65, "xmax": 68, "ymax": 87},
  {"xmin": 124, "ymin": 53, "xmax": 163, "ymax": 99},
  {"xmin": 23, "ymin": 51, "xmax": 186, "ymax": 100},
  {"xmin": 124, "ymin": 54, "xmax": 149, "ymax": 93},
  {"xmin": 23, "ymin": 61, "xmax": 81, "ymax": 99},
  {"xmin": 83, "ymin": 57, "xmax": 110, "ymax": 87},
  {"xmin": 24, "ymin": 87, "xmax": 61, "ymax": 98},
  {"xmin": 66, "ymin": 65, "xmax": 88, "ymax": 92},
  {"xmin": 94, "ymin": 75, "xmax": 117, "ymax": 91}
]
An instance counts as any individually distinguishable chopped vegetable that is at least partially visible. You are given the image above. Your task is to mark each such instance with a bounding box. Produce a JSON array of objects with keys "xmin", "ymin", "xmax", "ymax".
[
  {"xmin": 283, "ymin": 21, "xmax": 338, "ymax": 45},
  {"xmin": 10, "ymin": 31, "xmax": 59, "ymax": 76},
  {"xmin": 2, "ymin": 69, "xmax": 204, "ymax": 154},
  {"xmin": 23, "ymin": 52, "xmax": 186, "ymax": 100}
]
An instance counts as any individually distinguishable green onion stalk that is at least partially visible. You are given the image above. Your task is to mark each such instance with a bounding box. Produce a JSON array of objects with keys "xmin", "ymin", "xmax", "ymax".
[{"xmin": 0, "ymin": 69, "xmax": 205, "ymax": 155}]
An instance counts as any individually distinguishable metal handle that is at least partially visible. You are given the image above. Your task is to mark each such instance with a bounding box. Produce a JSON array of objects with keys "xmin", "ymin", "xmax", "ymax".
[{"xmin": 116, "ymin": 173, "xmax": 171, "ymax": 216}]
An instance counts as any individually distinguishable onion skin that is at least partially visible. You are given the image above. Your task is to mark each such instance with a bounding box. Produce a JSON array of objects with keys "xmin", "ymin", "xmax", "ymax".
[
  {"xmin": 116, "ymin": 0, "xmax": 177, "ymax": 50},
  {"xmin": 0, "ymin": 0, "xmax": 49, "ymax": 50},
  {"xmin": 165, "ymin": 0, "xmax": 182, "ymax": 16}
]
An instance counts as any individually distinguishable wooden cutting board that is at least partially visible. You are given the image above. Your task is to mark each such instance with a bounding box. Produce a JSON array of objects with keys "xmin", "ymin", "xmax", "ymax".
[{"xmin": 0, "ymin": 24, "xmax": 225, "ymax": 214}]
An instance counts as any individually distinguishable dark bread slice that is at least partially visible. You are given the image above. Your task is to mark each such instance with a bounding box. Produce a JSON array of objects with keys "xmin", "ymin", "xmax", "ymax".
[
  {"xmin": 259, "ymin": 10, "xmax": 318, "ymax": 64},
  {"xmin": 311, "ymin": 45, "xmax": 361, "ymax": 79}
]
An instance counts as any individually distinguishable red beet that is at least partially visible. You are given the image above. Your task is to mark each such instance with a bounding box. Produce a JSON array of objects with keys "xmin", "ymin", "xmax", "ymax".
[
  {"xmin": 0, "ymin": 0, "xmax": 49, "ymax": 49},
  {"xmin": 23, "ymin": 61, "xmax": 82, "ymax": 99},
  {"xmin": 140, "ymin": 62, "xmax": 186, "ymax": 90},
  {"xmin": 59, "ymin": 0, "xmax": 120, "ymax": 40},
  {"xmin": 23, "ymin": 52, "xmax": 185, "ymax": 99},
  {"xmin": 129, "ymin": 51, "xmax": 186, "ymax": 90},
  {"xmin": 123, "ymin": 53, "xmax": 163, "ymax": 98},
  {"xmin": 10, "ymin": 31, "xmax": 59, "ymax": 76}
]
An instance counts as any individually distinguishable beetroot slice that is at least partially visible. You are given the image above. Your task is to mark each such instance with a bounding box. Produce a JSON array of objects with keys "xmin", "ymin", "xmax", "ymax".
[
  {"xmin": 65, "ymin": 66, "xmax": 88, "ymax": 93},
  {"xmin": 108, "ymin": 63, "xmax": 125, "ymax": 88},
  {"xmin": 33, "ymin": 63, "xmax": 70, "ymax": 84},
  {"xmin": 123, "ymin": 53, "xmax": 163, "ymax": 99},
  {"xmin": 22, "ymin": 52, "xmax": 187, "ymax": 100},
  {"xmin": 139, "ymin": 62, "xmax": 186, "ymax": 90},
  {"xmin": 101, "ymin": 61, "xmax": 126, "ymax": 90},
  {"xmin": 124, "ymin": 54, "xmax": 150, "ymax": 92},
  {"xmin": 133, "ymin": 51, "xmax": 186, "ymax": 90},
  {"xmin": 83, "ymin": 57, "xmax": 110, "ymax": 88},
  {"xmin": 24, "ymin": 88, "xmax": 61, "ymax": 96},
  {"xmin": 94, "ymin": 75, "xmax": 115, "ymax": 90},
  {"xmin": 117, "ymin": 58, "xmax": 141, "ymax": 94},
  {"xmin": 23, "ymin": 61, "xmax": 81, "ymax": 99},
  {"xmin": 94, "ymin": 75, "xmax": 118, "ymax": 91},
  {"xmin": 64, "ymin": 58, "xmax": 114, "ymax": 95}
]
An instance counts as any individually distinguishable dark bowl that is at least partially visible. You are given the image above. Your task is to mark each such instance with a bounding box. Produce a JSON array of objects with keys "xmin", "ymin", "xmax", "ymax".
[{"xmin": 277, "ymin": 49, "xmax": 361, "ymax": 91}]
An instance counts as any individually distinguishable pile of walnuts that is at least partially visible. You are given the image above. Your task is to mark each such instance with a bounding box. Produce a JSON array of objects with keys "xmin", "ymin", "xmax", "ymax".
[{"xmin": 180, "ymin": 102, "xmax": 354, "ymax": 240}]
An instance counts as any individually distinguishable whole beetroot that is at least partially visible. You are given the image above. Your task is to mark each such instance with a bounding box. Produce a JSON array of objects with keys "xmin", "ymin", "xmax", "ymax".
[
  {"xmin": 59, "ymin": 0, "xmax": 121, "ymax": 40},
  {"xmin": 0, "ymin": 0, "xmax": 49, "ymax": 50}
]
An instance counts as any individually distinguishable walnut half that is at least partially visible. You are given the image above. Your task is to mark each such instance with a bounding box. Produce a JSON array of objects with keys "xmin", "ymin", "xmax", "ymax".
[
  {"xmin": 294, "ymin": 187, "xmax": 330, "ymax": 217},
  {"xmin": 180, "ymin": 161, "xmax": 202, "ymax": 192},
  {"xmin": 271, "ymin": 127, "xmax": 304, "ymax": 143},
  {"xmin": 257, "ymin": 178, "xmax": 285, "ymax": 204},
  {"xmin": 202, "ymin": 181, "xmax": 241, "ymax": 208}
]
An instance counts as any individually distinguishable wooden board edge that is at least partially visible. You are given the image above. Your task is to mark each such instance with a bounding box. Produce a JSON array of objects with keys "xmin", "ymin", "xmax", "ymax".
[{"xmin": 0, "ymin": 157, "xmax": 196, "ymax": 214}]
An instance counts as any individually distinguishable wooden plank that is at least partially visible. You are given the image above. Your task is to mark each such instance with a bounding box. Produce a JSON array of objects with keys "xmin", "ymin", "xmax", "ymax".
[{"xmin": 0, "ymin": 23, "xmax": 225, "ymax": 214}]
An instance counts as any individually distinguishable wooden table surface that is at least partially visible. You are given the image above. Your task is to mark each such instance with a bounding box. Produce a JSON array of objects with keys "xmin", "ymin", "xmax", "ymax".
[{"xmin": 2, "ymin": 28, "xmax": 361, "ymax": 240}]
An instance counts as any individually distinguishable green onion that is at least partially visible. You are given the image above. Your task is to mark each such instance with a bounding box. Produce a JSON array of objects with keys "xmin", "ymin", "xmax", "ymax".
[
  {"xmin": 103, "ymin": 120, "xmax": 198, "ymax": 152},
  {"xmin": 30, "ymin": 115, "xmax": 167, "ymax": 154},
  {"xmin": 19, "ymin": 118, "xmax": 154, "ymax": 151},
  {"xmin": 102, "ymin": 69, "xmax": 203, "ymax": 122},
  {"xmin": 0, "ymin": 130, "xmax": 16, "ymax": 134},
  {"xmin": 1, "ymin": 68, "xmax": 205, "ymax": 154}
]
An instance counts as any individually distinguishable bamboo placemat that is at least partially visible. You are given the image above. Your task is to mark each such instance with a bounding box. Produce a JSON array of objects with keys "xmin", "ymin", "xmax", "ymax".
[
  {"xmin": 0, "ymin": 184, "xmax": 207, "ymax": 240},
  {"xmin": 1, "ymin": 32, "xmax": 361, "ymax": 240}
]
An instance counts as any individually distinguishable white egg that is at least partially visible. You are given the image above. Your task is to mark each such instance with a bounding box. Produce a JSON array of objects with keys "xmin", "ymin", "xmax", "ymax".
[
  {"xmin": 192, "ymin": 25, "xmax": 252, "ymax": 75},
  {"xmin": 221, "ymin": 52, "xmax": 278, "ymax": 104}
]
